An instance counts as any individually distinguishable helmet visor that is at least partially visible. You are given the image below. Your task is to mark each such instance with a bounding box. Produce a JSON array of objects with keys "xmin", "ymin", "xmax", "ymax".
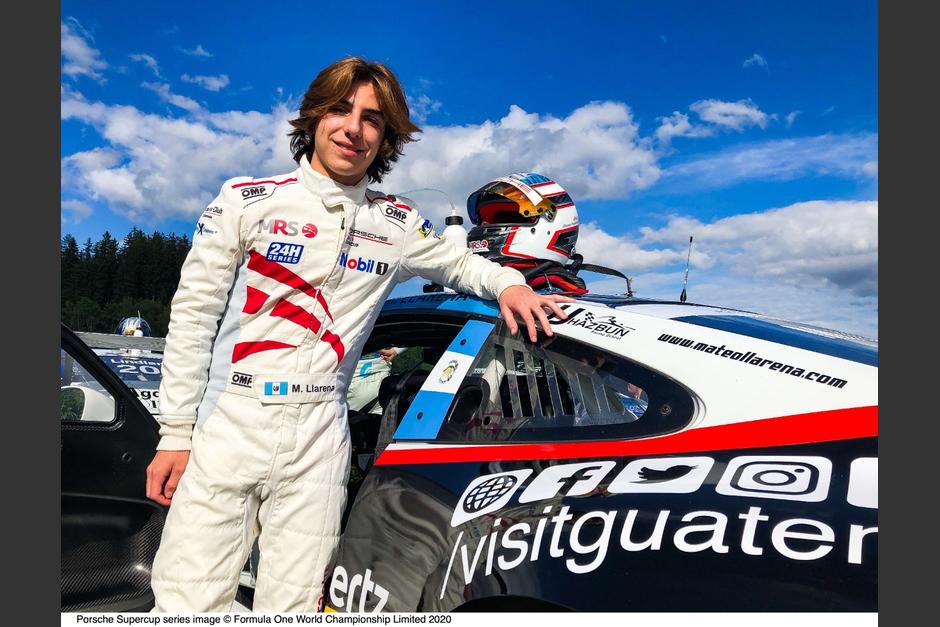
[{"xmin": 468, "ymin": 181, "xmax": 556, "ymax": 225}]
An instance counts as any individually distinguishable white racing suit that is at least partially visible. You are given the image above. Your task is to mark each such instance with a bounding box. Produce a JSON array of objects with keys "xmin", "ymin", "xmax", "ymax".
[{"xmin": 150, "ymin": 158, "xmax": 526, "ymax": 612}]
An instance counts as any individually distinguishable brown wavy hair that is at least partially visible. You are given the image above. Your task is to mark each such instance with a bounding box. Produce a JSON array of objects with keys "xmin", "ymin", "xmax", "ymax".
[{"xmin": 288, "ymin": 57, "xmax": 421, "ymax": 183}]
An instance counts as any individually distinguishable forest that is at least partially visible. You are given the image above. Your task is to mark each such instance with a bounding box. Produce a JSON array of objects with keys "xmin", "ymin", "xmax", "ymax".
[{"xmin": 61, "ymin": 229, "xmax": 191, "ymax": 336}]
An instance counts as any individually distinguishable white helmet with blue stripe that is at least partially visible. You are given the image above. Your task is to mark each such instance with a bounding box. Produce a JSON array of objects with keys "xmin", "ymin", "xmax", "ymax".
[{"xmin": 466, "ymin": 172, "xmax": 579, "ymax": 266}]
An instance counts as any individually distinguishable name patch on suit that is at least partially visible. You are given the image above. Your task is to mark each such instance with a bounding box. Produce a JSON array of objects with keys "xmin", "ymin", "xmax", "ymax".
[{"xmin": 253, "ymin": 374, "xmax": 338, "ymax": 404}]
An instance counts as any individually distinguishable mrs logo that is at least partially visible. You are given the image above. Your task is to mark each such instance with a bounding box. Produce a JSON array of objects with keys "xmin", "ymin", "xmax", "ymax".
[{"xmin": 255, "ymin": 219, "xmax": 317, "ymax": 238}]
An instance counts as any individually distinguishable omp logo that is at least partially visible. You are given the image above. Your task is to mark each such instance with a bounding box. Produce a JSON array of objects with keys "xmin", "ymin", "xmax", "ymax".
[
  {"xmin": 241, "ymin": 186, "xmax": 267, "ymax": 199},
  {"xmin": 716, "ymin": 456, "xmax": 832, "ymax": 502},
  {"xmin": 264, "ymin": 381, "xmax": 289, "ymax": 396},
  {"xmin": 547, "ymin": 305, "xmax": 634, "ymax": 339},
  {"xmin": 230, "ymin": 372, "xmax": 253, "ymax": 388},
  {"xmin": 266, "ymin": 242, "xmax": 304, "ymax": 264},
  {"xmin": 451, "ymin": 470, "xmax": 533, "ymax": 526},
  {"xmin": 329, "ymin": 566, "xmax": 388, "ymax": 613},
  {"xmin": 384, "ymin": 206, "xmax": 407, "ymax": 222},
  {"xmin": 338, "ymin": 252, "xmax": 389, "ymax": 275},
  {"xmin": 255, "ymin": 219, "xmax": 315, "ymax": 238}
]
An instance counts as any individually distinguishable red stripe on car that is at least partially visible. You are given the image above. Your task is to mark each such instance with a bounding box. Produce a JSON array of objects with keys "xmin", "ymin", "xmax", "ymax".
[{"xmin": 375, "ymin": 405, "xmax": 878, "ymax": 465}]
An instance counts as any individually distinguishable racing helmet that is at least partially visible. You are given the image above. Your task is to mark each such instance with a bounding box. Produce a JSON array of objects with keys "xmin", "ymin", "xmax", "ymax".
[
  {"xmin": 466, "ymin": 172, "xmax": 579, "ymax": 266},
  {"xmin": 115, "ymin": 316, "xmax": 152, "ymax": 337}
]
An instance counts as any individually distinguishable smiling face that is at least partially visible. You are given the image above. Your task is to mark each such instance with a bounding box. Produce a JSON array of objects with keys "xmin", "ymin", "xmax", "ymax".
[{"xmin": 309, "ymin": 81, "xmax": 387, "ymax": 186}]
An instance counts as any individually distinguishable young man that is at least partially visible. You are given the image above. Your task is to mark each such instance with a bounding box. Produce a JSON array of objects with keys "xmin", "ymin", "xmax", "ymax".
[{"xmin": 145, "ymin": 56, "xmax": 571, "ymax": 612}]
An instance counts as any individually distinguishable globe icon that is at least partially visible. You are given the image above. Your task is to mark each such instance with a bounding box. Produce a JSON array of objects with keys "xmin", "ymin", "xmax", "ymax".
[
  {"xmin": 303, "ymin": 223, "xmax": 318, "ymax": 238},
  {"xmin": 463, "ymin": 475, "xmax": 518, "ymax": 513}
]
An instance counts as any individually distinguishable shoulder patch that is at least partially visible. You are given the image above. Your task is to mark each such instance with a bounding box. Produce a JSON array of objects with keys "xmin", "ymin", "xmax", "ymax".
[
  {"xmin": 229, "ymin": 174, "xmax": 299, "ymax": 206},
  {"xmin": 368, "ymin": 190, "xmax": 415, "ymax": 231}
]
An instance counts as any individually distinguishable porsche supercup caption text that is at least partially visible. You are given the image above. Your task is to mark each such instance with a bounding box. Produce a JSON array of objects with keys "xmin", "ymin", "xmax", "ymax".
[
  {"xmin": 656, "ymin": 332, "xmax": 848, "ymax": 388},
  {"xmin": 70, "ymin": 615, "xmax": 448, "ymax": 625}
]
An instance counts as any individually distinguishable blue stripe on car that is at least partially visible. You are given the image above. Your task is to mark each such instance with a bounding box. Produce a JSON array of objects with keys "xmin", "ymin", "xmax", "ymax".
[
  {"xmin": 395, "ymin": 319, "xmax": 496, "ymax": 440},
  {"xmin": 673, "ymin": 315, "xmax": 877, "ymax": 366},
  {"xmin": 382, "ymin": 294, "xmax": 500, "ymax": 317}
]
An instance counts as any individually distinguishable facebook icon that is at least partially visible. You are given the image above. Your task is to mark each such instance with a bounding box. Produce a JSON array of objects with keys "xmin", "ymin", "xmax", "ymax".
[{"xmin": 264, "ymin": 381, "xmax": 289, "ymax": 396}]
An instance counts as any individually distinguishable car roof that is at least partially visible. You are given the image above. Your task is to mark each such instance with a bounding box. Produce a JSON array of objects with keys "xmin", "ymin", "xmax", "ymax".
[{"xmin": 380, "ymin": 292, "xmax": 877, "ymax": 365}]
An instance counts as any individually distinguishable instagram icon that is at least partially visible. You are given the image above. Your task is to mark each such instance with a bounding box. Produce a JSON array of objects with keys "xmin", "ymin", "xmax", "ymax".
[{"xmin": 716, "ymin": 456, "xmax": 833, "ymax": 502}]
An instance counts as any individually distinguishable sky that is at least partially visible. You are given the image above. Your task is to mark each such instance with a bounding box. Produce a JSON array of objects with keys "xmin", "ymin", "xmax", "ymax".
[{"xmin": 60, "ymin": 0, "xmax": 878, "ymax": 338}]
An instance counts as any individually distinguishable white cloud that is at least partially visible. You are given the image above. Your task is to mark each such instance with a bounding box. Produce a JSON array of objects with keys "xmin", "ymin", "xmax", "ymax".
[
  {"xmin": 141, "ymin": 82, "xmax": 203, "ymax": 113},
  {"xmin": 578, "ymin": 222, "xmax": 688, "ymax": 273},
  {"xmin": 575, "ymin": 200, "xmax": 877, "ymax": 337},
  {"xmin": 60, "ymin": 85, "xmax": 877, "ymax": 337},
  {"xmin": 61, "ymin": 18, "xmax": 107, "ymax": 82},
  {"xmin": 638, "ymin": 200, "xmax": 878, "ymax": 297},
  {"xmin": 407, "ymin": 94, "xmax": 442, "ymax": 124},
  {"xmin": 785, "ymin": 110, "xmax": 801, "ymax": 127},
  {"xmin": 601, "ymin": 271, "xmax": 877, "ymax": 338},
  {"xmin": 61, "ymin": 199, "xmax": 94, "ymax": 224},
  {"xmin": 181, "ymin": 73, "xmax": 231, "ymax": 92},
  {"xmin": 61, "ymin": 91, "xmax": 296, "ymax": 222},
  {"xmin": 180, "ymin": 44, "xmax": 212, "ymax": 57},
  {"xmin": 664, "ymin": 133, "xmax": 878, "ymax": 190},
  {"xmin": 129, "ymin": 53, "xmax": 161, "ymax": 78},
  {"xmin": 655, "ymin": 111, "xmax": 715, "ymax": 144},
  {"xmin": 385, "ymin": 102, "xmax": 662, "ymax": 223},
  {"xmin": 690, "ymin": 98, "xmax": 769, "ymax": 131},
  {"xmin": 743, "ymin": 53, "xmax": 768, "ymax": 69}
]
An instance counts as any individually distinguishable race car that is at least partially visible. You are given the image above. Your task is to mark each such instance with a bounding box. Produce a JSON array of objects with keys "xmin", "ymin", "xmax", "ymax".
[
  {"xmin": 59, "ymin": 290, "xmax": 877, "ymax": 612},
  {"xmin": 326, "ymin": 292, "xmax": 877, "ymax": 612}
]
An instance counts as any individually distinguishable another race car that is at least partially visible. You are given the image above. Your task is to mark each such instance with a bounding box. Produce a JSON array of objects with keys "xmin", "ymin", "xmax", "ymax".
[{"xmin": 59, "ymin": 289, "xmax": 878, "ymax": 612}]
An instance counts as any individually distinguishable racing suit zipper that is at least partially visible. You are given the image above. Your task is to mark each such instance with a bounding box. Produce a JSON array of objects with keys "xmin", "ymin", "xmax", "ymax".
[{"xmin": 308, "ymin": 205, "xmax": 350, "ymax": 349}]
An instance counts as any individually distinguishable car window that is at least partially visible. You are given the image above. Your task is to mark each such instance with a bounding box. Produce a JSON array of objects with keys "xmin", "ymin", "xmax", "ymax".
[
  {"xmin": 438, "ymin": 322, "xmax": 693, "ymax": 443},
  {"xmin": 60, "ymin": 348, "xmax": 117, "ymax": 423}
]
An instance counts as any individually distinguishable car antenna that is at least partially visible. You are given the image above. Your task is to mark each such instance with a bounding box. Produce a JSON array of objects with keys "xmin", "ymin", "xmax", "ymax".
[{"xmin": 679, "ymin": 236, "xmax": 693, "ymax": 303}]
